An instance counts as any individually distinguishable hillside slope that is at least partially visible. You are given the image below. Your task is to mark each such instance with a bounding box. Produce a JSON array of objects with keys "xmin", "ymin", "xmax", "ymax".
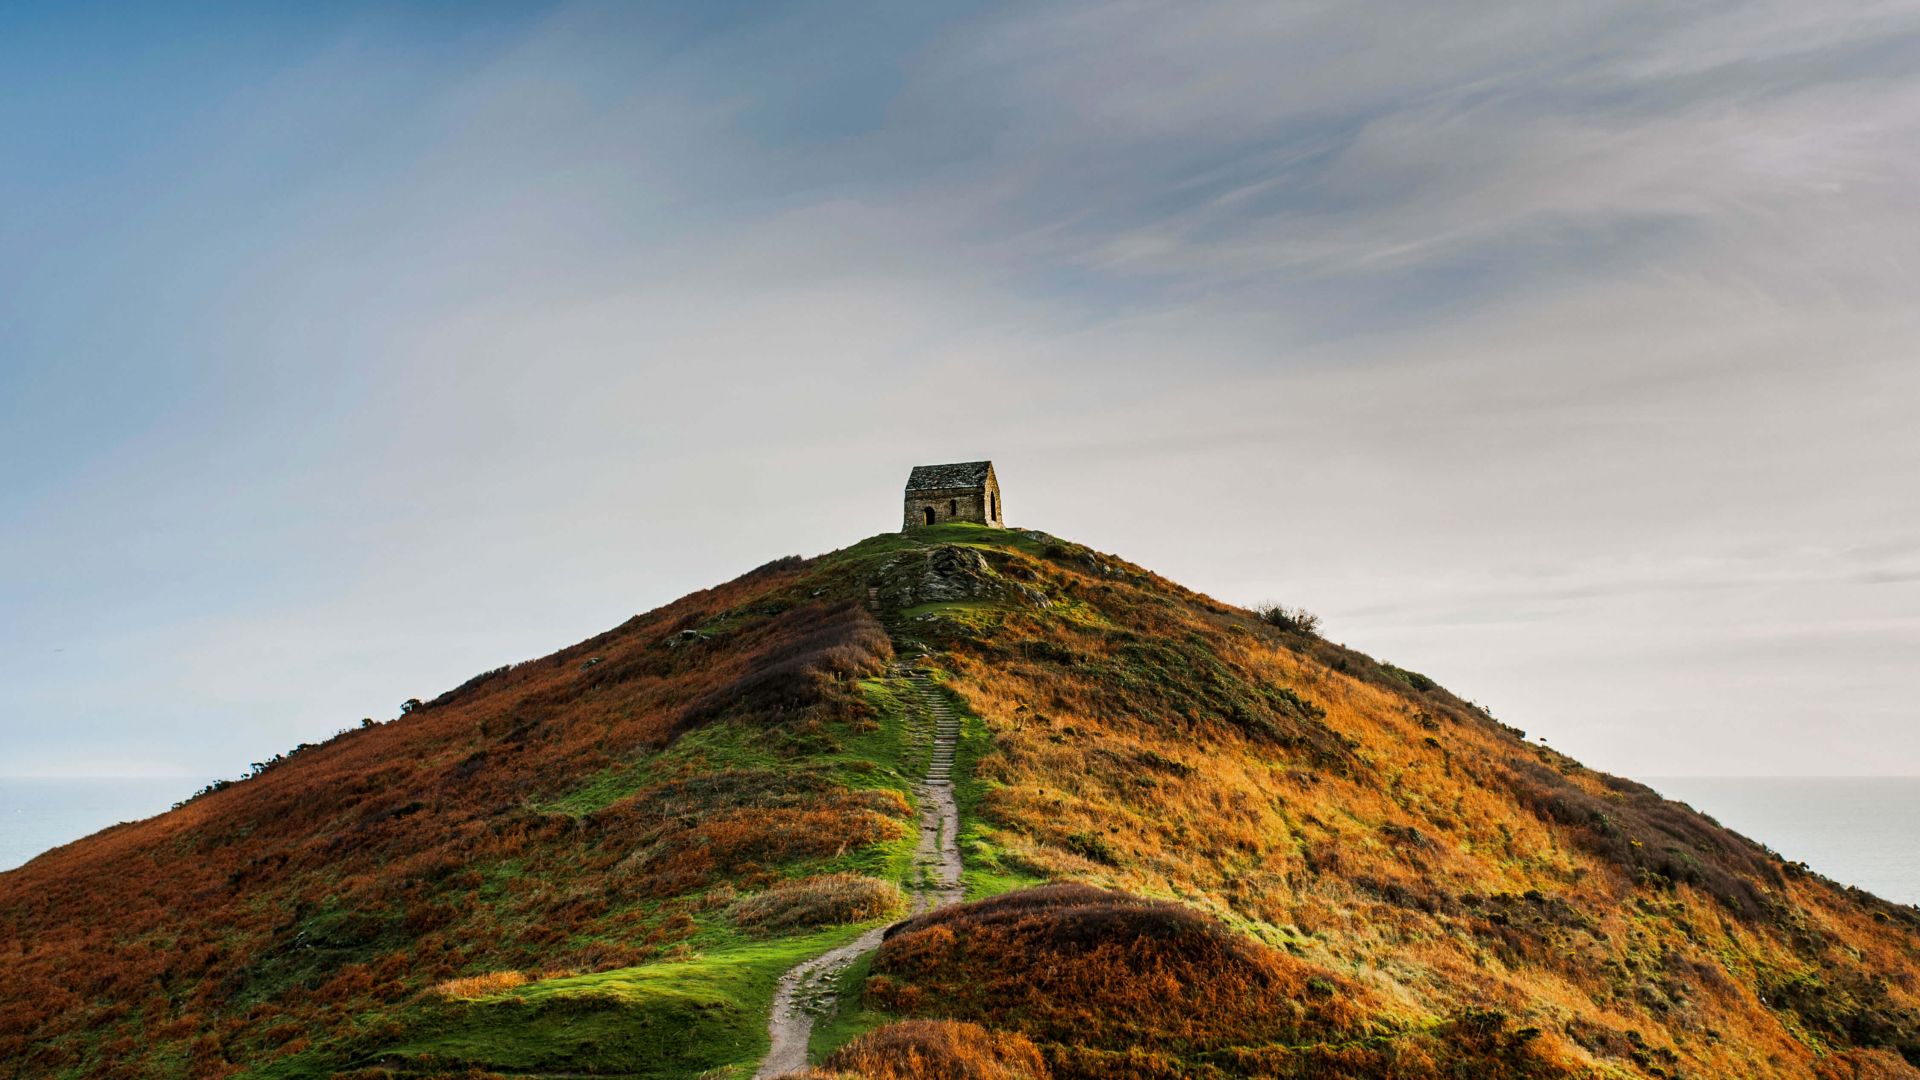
[{"xmin": 2, "ymin": 524, "xmax": 1916, "ymax": 1080}]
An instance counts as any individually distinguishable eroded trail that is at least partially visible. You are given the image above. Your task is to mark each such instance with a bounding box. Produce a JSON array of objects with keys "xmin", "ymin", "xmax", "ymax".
[{"xmin": 754, "ymin": 672, "xmax": 963, "ymax": 1078}]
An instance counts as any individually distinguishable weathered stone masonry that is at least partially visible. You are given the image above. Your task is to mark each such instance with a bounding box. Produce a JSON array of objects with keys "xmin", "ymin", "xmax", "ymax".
[{"xmin": 903, "ymin": 460, "xmax": 1003, "ymax": 530}]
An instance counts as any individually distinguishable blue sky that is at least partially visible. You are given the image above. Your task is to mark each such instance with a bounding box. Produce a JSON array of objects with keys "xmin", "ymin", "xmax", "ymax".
[{"xmin": 3, "ymin": 1, "xmax": 1918, "ymax": 783}]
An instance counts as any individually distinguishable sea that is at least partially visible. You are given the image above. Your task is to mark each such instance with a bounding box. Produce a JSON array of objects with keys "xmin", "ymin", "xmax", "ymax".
[
  {"xmin": 0, "ymin": 776, "xmax": 196, "ymax": 873},
  {"xmin": 1645, "ymin": 776, "xmax": 1920, "ymax": 907},
  {"xmin": 2, "ymin": 775, "xmax": 1917, "ymax": 905}
]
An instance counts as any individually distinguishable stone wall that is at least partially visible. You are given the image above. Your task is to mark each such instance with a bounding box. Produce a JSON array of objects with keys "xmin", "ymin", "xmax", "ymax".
[{"xmin": 903, "ymin": 477, "xmax": 1002, "ymax": 530}]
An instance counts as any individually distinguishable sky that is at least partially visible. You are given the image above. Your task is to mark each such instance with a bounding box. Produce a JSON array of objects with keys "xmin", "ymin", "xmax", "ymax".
[{"xmin": 2, "ymin": 1, "xmax": 1918, "ymax": 787}]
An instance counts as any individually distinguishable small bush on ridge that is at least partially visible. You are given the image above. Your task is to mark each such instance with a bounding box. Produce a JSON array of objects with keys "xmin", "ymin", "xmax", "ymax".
[{"xmin": 1253, "ymin": 602, "xmax": 1321, "ymax": 636}]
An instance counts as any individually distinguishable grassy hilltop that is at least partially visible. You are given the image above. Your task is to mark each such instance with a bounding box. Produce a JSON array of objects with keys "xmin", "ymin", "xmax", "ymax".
[{"xmin": 2, "ymin": 524, "xmax": 1917, "ymax": 1079}]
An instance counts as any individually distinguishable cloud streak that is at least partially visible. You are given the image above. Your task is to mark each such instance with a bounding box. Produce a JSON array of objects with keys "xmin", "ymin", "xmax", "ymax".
[{"xmin": 1, "ymin": 1, "xmax": 1916, "ymax": 782}]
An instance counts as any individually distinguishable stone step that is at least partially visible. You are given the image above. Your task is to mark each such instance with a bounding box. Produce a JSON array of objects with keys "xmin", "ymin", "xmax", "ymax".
[{"xmin": 907, "ymin": 675, "xmax": 962, "ymax": 786}]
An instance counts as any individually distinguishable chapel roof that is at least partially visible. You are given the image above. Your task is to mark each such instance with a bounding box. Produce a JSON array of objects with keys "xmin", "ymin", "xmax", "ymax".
[{"xmin": 905, "ymin": 461, "xmax": 994, "ymax": 492}]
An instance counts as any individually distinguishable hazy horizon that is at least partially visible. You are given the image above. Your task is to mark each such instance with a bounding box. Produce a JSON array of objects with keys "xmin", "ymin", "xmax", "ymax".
[{"xmin": 4, "ymin": 2, "xmax": 1919, "ymax": 784}]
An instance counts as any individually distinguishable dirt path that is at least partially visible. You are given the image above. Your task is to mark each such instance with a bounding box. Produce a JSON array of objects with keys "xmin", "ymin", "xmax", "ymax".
[{"xmin": 754, "ymin": 672, "xmax": 963, "ymax": 1078}]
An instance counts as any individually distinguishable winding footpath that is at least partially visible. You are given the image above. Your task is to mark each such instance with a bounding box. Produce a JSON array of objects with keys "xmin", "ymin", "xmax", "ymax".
[{"xmin": 754, "ymin": 672, "xmax": 964, "ymax": 1078}]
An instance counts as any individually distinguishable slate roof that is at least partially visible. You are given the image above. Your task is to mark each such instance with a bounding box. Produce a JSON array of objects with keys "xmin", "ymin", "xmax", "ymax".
[{"xmin": 905, "ymin": 461, "xmax": 993, "ymax": 492}]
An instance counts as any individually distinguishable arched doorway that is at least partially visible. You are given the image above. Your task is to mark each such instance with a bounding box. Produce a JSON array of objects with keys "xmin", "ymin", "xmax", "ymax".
[
  {"xmin": 991, "ymin": 492, "xmax": 999, "ymax": 521},
  {"xmin": 922, "ymin": 506, "xmax": 936, "ymax": 526}
]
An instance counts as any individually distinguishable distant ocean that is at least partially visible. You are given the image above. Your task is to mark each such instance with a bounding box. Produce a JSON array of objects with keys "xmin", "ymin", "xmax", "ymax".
[
  {"xmin": 0, "ymin": 776, "xmax": 196, "ymax": 873},
  {"xmin": 1647, "ymin": 776, "xmax": 1920, "ymax": 907},
  {"xmin": 2, "ymin": 776, "xmax": 1917, "ymax": 905}
]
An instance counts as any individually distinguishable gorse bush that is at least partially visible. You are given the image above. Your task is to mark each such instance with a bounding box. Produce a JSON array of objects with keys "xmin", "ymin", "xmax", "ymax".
[
  {"xmin": 1252, "ymin": 602, "xmax": 1321, "ymax": 635},
  {"xmin": 1380, "ymin": 663, "xmax": 1436, "ymax": 692},
  {"xmin": 729, "ymin": 873, "xmax": 905, "ymax": 935}
]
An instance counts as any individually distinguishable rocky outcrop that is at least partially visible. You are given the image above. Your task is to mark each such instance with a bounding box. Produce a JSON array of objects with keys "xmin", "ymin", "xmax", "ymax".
[{"xmin": 870, "ymin": 544, "xmax": 1053, "ymax": 613}]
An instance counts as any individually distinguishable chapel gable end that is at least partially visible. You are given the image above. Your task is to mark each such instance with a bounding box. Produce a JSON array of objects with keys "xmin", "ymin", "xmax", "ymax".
[{"xmin": 903, "ymin": 460, "xmax": 1003, "ymax": 531}]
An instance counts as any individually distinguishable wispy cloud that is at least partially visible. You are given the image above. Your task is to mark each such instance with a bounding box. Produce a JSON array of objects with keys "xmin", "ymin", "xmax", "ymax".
[{"xmin": 1, "ymin": 1, "xmax": 1916, "ymax": 780}]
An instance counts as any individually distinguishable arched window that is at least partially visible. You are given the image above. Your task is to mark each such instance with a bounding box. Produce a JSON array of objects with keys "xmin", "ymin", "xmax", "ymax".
[
  {"xmin": 923, "ymin": 506, "xmax": 936, "ymax": 526},
  {"xmin": 948, "ymin": 499, "xmax": 958, "ymax": 517},
  {"xmin": 991, "ymin": 492, "xmax": 999, "ymax": 520}
]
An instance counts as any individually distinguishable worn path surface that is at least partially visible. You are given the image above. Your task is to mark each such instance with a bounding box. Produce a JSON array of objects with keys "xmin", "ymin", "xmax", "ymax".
[{"xmin": 754, "ymin": 672, "xmax": 963, "ymax": 1078}]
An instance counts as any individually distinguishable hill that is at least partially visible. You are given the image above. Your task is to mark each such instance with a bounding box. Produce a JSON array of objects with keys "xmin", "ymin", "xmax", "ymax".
[{"xmin": 2, "ymin": 523, "xmax": 1916, "ymax": 1079}]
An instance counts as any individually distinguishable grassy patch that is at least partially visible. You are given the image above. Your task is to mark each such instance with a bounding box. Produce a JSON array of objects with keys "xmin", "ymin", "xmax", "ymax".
[
  {"xmin": 534, "ymin": 669, "xmax": 929, "ymax": 821},
  {"xmin": 531, "ymin": 762, "xmax": 654, "ymax": 816},
  {"xmin": 298, "ymin": 927, "xmax": 877, "ymax": 1079},
  {"xmin": 257, "ymin": 667, "xmax": 946, "ymax": 1079}
]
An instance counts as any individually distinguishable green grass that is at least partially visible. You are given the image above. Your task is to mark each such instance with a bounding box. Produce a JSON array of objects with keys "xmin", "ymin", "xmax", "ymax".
[
  {"xmin": 897, "ymin": 597, "xmax": 1003, "ymax": 617},
  {"xmin": 257, "ymin": 926, "xmax": 881, "ymax": 1080},
  {"xmin": 356, "ymin": 671, "xmax": 940, "ymax": 1078},
  {"xmin": 258, "ymin": 605, "xmax": 996, "ymax": 1079},
  {"xmin": 531, "ymin": 762, "xmax": 654, "ymax": 816},
  {"xmin": 532, "ymin": 674, "xmax": 926, "ymax": 821},
  {"xmin": 817, "ymin": 523, "xmax": 1060, "ymax": 586},
  {"xmin": 232, "ymin": 902, "xmax": 408, "ymax": 1010}
]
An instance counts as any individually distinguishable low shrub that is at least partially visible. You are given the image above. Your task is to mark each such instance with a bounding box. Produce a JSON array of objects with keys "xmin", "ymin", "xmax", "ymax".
[
  {"xmin": 1380, "ymin": 663, "xmax": 1436, "ymax": 692},
  {"xmin": 676, "ymin": 601, "xmax": 894, "ymax": 729},
  {"xmin": 1064, "ymin": 831, "xmax": 1118, "ymax": 866},
  {"xmin": 806, "ymin": 1019, "xmax": 1048, "ymax": 1079},
  {"xmin": 1506, "ymin": 759, "xmax": 1779, "ymax": 919},
  {"xmin": 864, "ymin": 885, "xmax": 1587, "ymax": 1078},
  {"xmin": 432, "ymin": 971, "xmax": 528, "ymax": 998},
  {"xmin": 1252, "ymin": 602, "xmax": 1321, "ymax": 636},
  {"xmin": 730, "ymin": 873, "xmax": 905, "ymax": 935},
  {"xmin": 868, "ymin": 885, "xmax": 1373, "ymax": 1052}
]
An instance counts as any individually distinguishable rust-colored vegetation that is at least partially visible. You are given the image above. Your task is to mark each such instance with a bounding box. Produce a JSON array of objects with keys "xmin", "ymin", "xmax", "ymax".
[
  {"xmin": 2, "ymin": 524, "xmax": 1917, "ymax": 1080},
  {"xmin": 730, "ymin": 873, "xmax": 906, "ymax": 936},
  {"xmin": 805, "ymin": 1019, "xmax": 1049, "ymax": 1079},
  {"xmin": 868, "ymin": 529, "xmax": 1920, "ymax": 1079},
  {"xmin": 431, "ymin": 971, "xmax": 529, "ymax": 999},
  {"xmin": 0, "ymin": 560, "xmax": 903, "ymax": 1078},
  {"xmin": 870, "ymin": 885, "xmax": 1374, "ymax": 1046},
  {"xmin": 865, "ymin": 883, "xmax": 1567, "ymax": 1078}
]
